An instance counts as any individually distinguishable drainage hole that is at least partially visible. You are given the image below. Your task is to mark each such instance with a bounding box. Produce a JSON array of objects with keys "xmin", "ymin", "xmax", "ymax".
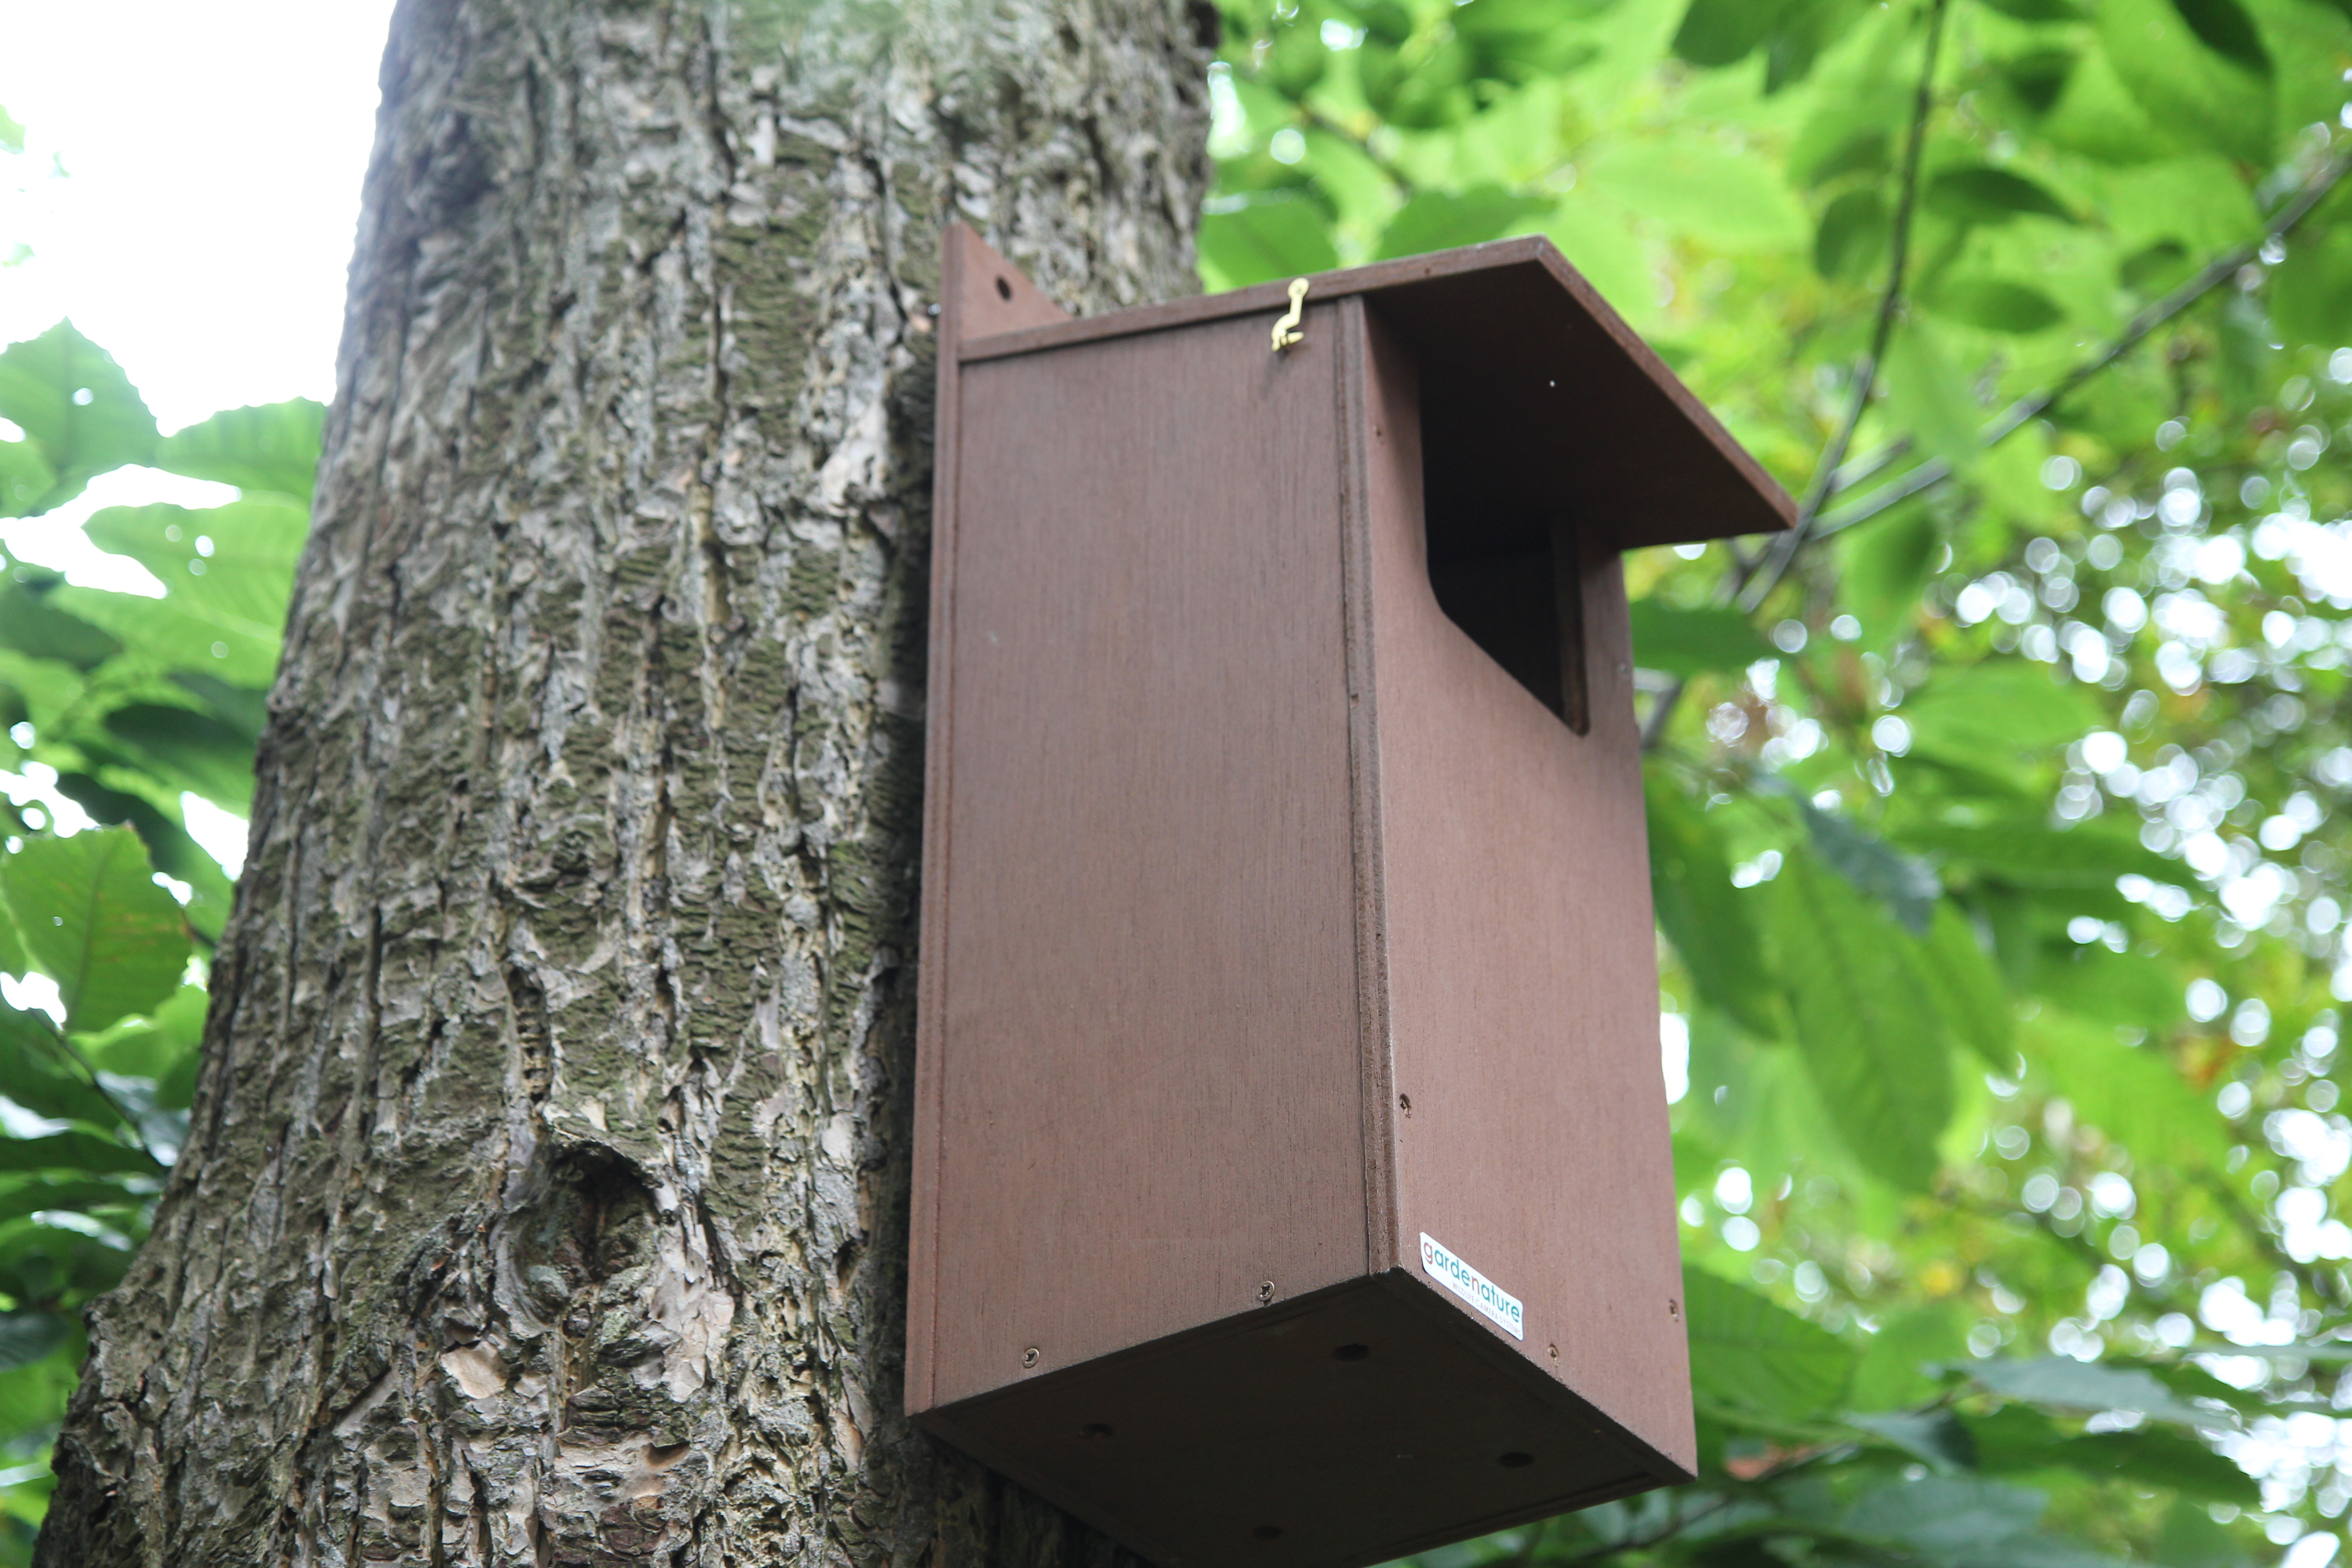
[
  {"xmin": 1499, "ymin": 1451, "xmax": 1535, "ymax": 1469},
  {"xmin": 1332, "ymin": 1343, "xmax": 1372, "ymax": 1362},
  {"xmin": 995, "ymin": 275, "xmax": 1014, "ymax": 301},
  {"xmin": 1253, "ymin": 1526, "xmax": 1284, "ymax": 1541},
  {"xmin": 1078, "ymin": 1422, "xmax": 1114, "ymax": 1441}
]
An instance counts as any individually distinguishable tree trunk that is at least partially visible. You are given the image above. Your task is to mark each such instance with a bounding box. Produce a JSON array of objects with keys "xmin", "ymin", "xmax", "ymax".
[{"xmin": 36, "ymin": 0, "xmax": 1209, "ymax": 1561}]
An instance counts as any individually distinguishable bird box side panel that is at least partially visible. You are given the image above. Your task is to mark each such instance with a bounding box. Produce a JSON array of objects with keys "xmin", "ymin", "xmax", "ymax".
[
  {"xmin": 921, "ymin": 310, "xmax": 1370, "ymax": 1411},
  {"xmin": 1352, "ymin": 308, "xmax": 1695, "ymax": 1475}
]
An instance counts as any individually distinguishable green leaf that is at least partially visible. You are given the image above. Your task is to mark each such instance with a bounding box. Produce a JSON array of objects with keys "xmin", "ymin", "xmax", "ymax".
[
  {"xmin": 0, "ymin": 892, "xmax": 23, "ymax": 980},
  {"xmin": 1789, "ymin": 796, "xmax": 1941, "ymax": 934},
  {"xmin": 1966, "ymin": 1398, "xmax": 2254, "ymax": 1503},
  {"xmin": 0, "ymin": 582, "xmax": 121, "ymax": 670},
  {"xmin": 1628, "ymin": 600, "xmax": 1773, "ymax": 677},
  {"xmin": 0, "ymin": 429, "xmax": 56, "ymax": 519},
  {"xmin": 1371, "ymin": 186, "xmax": 1551, "ymax": 262},
  {"xmin": 1846, "ymin": 1408, "xmax": 1977, "ymax": 1469},
  {"xmin": 1647, "ymin": 771, "xmax": 1779, "ymax": 1036},
  {"xmin": 0, "ymin": 1005, "xmax": 122, "ymax": 1128},
  {"xmin": 0, "ymin": 1132, "xmax": 160, "ymax": 1176},
  {"xmin": 2034, "ymin": 945, "xmax": 2187, "ymax": 1032},
  {"xmin": 1260, "ymin": 19, "xmax": 1327, "ymax": 98},
  {"xmin": 2273, "ymin": 218, "xmax": 2352, "ymax": 349},
  {"xmin": 2064, "ymin": 1431, "xmax": 2259, "ymax": 1505},
  {"xmin": 1842, "ymin": 1476, "xmax": 2068, "ymax": 1563},
  {"xmin": 2040, "ymin": 44, "xmax": 2183, "ymax": 164},
  {"xmin": 1580, "ymin": 140, "xmax": 1809, "ymax": 252},
  {"xmin": 1769, "ymin": 852, "xmax": 1953, "ymax": 1190},
  {"xmin": 1880, "ymin": 316, "xmax": 1981, "ymax": 473},
  {"xmin": 1898, "ymin": 817, "xmax": 2180, "ymax": 889},
  {"xmin": 1925, "ymin": 165, "xmax": 2077, "ymax": 227},
  {"xmin": 54, "ymin": 497, "xmax": 309, "ymax": 686},
  {"xmin": 1995, "ymin": 48, "xmax": 2079, "ymax": 116},
  {"xmin": 0, "ymin": 826, "xmax": 190, "ymax": 1034},
  {"xmin": 2156, "ymin": 1496, "xmax": 2252, "ymax": 1568},
  {"xmin": 2030, "ymin": 1014, "xmax": 2230, "ymax": 1171},
  {"xmin": 1848, "ymin": 1301, "xmax": 1970, "ymax": 1411},
  {"xmin": 1976, "ymin": 0, "xmax": 2079, "ymax": 18},
  {"xmin": 0, "ymin": 323, "xmax": 158, "ymax": 513},
  {"xmin": 2167, "ymin": 0, "xmax": 2270, "ymax": 77},
  {"xmin": 154, "ymin": 400, "xmax": 324, "ymax": 501},
  {"xmin": 1900, "ymin": 662, "xmax": 2102, "ymax": 764},
  {"xmin": 1925, "ymin": 278, "xmax": 2066, "ymax": 334},
  {"xmin": 101, "ymin": 704, "xmax": 259, "ymax": 812},
  {"xmin": 1543, "ymin": 194, "xmax": 1660, "ymax": 324},
  {"xmin": 1671, "ymin": 0, "xmax": 1797, "ymax": 68},
  {"xmin": 1835, "ymin": 499, "xmax": 1939, "ymax": 647},
  {"xmin": 1815, "ymin": 189, "xmax": 1887, "ymax": 281},
  {"xmin": 0, "ymin": 1315, "xmax": 64, "ymax": 1375},
  {"xmin": 1968, "ymin": 1357, "xmax": 2230, "ymax": 1429},
  {"xmin": 2100, "ymin": 157, "xmax": 2262, "ymax": 257},
  {"xmin": 1917, "ymin": 903, "xmax": 2014, "ymax": 1068},
  {"xmin": 83, "ymin": 984, "xmax": 204, "ymax": 1083},
  {"xmin": 1196, "ymin": 198, "xmax": 1339, "ymax": 292},
  {"xmin": 1683, "ymin": 1264, "xmax": 1858, "ymax": 1420},
  {"xmin": 2099, "ymin": 0, "xmax": 2273, "ymax": 162}
]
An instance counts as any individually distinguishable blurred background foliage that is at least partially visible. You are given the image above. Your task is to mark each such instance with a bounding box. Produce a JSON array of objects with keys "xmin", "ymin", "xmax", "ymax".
[
  {"xmin": 0, "ymin": 98, "xmax": 317, "ymax": 1555},
  {"xmin": 4, "ymin": 0, "xmax": 2352, "ymax": 1563},
  {"xmin": 1209, "ymin": 0, "xmax": 2352, "ymax": 1563}
]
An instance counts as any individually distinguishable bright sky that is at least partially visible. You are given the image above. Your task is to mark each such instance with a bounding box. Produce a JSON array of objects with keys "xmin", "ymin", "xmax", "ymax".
[
  {"xmin": 0, "ymin": 0, "xmax": 396, "ymax": 875},
  {"xmin": 0, "ymin": 0, "xmax": 397, "ymax": 587}
]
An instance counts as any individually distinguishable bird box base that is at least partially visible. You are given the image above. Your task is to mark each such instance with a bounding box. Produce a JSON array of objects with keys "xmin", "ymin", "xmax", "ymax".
[{"xmin": 918, "ymin": 1272, "xmax": 1686, "ymax": 1568}]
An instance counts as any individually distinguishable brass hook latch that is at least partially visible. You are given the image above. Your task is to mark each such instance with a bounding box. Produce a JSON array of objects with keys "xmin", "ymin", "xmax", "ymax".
[{"xmin": 1270, "ymin": 278, "xmax": 1309, "ymax": 353}]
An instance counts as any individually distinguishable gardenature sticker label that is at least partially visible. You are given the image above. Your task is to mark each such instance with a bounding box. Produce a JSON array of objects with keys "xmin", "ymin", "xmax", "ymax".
[{"xmin": 1419, "ymin": 1232, "xmax": 1524, "ymax": 1340}]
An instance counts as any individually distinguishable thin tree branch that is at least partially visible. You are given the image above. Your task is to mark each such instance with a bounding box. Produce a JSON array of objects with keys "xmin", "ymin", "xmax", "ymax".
[
  {"xmin": 1741, "ymin": 0, "xmax": 1950, "ymax": 609},
  {"xmin": 1640, "ymin": 0, "xmax": 1948, "ymax": 751},
  {"xmin": 1814, "ymin": 143, "xmax": 2352, "ymax": 539},
  {"xmin": 30, "ymin": 1019, "xmax": 165, "ymax": 1169},
  {"xmin": 1642, "ymin": 122, "xmax": 2352, "ymax": 756}
]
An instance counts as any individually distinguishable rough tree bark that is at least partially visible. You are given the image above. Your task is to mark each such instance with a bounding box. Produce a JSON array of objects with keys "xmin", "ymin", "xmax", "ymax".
[{"xmin": 36, "ymin": 0, "xmax": 1210, "ymax": 1561}]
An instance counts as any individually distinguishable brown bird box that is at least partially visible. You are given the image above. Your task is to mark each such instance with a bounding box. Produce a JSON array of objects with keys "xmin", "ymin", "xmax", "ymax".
[{"xmin": 906, "ymin": 225, "xmax": 1793, "ymax": 1568}]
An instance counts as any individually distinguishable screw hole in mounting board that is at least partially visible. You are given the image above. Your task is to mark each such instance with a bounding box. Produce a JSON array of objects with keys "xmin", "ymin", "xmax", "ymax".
[
  {"xmin": 1331, "ymin": 1343, "xmax": 1372, "ymax": 1362},
  {"xmin": 995, "ymin": 275, "xmax": 1013, "ymax": 301},
  {"xmin": 1498, "ymin": 1452, "xmax": 1535, "ymax": 1469}
]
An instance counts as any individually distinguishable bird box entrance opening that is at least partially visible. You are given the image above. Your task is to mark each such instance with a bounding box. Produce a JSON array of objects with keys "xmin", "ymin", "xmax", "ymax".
[{"xmin": 1425, "ymin": 508, "xmax": 1592, "ymax": 735}]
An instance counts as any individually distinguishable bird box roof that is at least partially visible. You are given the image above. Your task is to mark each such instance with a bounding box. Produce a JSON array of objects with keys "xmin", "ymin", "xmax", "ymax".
[{"xmin": 948, "ymin": 228, "xmax": 1796, "ymax": 553}]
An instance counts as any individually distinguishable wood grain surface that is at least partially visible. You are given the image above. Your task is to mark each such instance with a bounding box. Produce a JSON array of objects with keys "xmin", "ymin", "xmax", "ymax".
[
  {"xmin": 923, "ymin": 303, "xmax": 1366, "ymax": 1408},
  {"xmin": 1355, "ymin": 304, "xmax": 1696, "ymax": 1474}
]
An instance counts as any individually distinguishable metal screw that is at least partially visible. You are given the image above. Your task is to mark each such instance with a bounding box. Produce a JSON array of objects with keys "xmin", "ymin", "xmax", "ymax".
[
  {"xmin": 1397, "ymin": 1093, "xmax": 1411, "ymax": 1116},
  {"xmin": 1256, "ymin": 1280, "xmax": 1275, "ymax": 1305},
  {"xmin": 1547, "ymin": 1343, "xmax": 1559, "ymax": 1361},
  {"xmin": 1668, "ymin": 1298, "xmax": 1681, "ymax": 1319},
  {"xmin": 1021, "ymin": 1346, "xmax": 1039, "ymax": 1369}
]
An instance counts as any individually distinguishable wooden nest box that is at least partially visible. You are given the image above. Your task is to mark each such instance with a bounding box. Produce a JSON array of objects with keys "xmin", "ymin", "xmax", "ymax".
[{"xmin": 906, "ymin": 225, "xmax": 1793, "ymax": 1568}]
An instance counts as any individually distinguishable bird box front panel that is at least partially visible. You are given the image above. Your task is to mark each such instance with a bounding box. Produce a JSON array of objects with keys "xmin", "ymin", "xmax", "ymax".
[
  {"xmin": 916, "ymin": 304, "xmax": 1374, "ymax": 1412},
  {"xmin": 1353, "ymin": 308, "xmax": 1695, "ymax": 1475}
]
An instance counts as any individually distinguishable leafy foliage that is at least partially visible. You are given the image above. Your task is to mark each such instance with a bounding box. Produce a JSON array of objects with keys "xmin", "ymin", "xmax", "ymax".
[
  {"xmin": 1208, "ymin": 0, "xmax": 2352, "ymax": 1562},
  {"xmin": 0, "ymin": 110, "xmax": 306, "ymax": 1551}
]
